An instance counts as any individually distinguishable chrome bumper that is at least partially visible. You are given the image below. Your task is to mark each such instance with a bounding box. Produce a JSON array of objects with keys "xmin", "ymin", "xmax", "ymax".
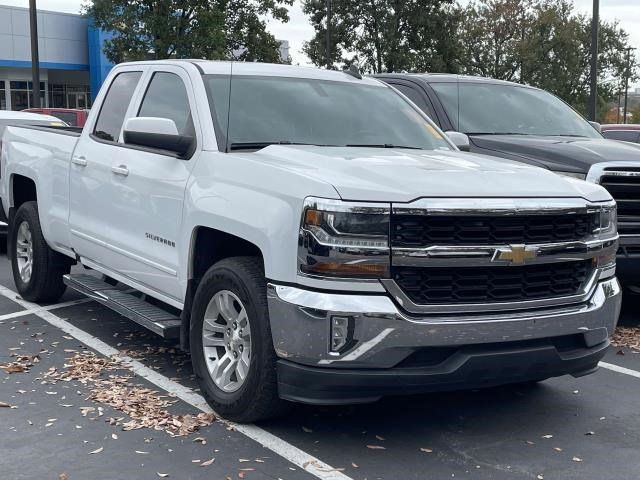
[{"xmin": 267, "ymin": 278, "xmax": 621, "ymax": 369}]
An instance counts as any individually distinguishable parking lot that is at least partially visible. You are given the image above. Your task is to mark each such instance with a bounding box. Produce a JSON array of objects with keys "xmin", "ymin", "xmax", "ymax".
[{"xmin": 1, "ymin": 258, "xmax": 639, "ymax": 480}]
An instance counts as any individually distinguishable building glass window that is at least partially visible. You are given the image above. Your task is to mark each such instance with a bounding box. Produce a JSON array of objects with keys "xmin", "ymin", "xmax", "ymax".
[
  {"xmin": 48, "ymin": 84, "xmax": 92, "ymax": 109},
  {"xmin": 10, "ymin": 81, "xmax": 45, "ymax": 110},
  {"xmin": 0, "ymin": 81, "xmax": 6, "ymax": 110}
]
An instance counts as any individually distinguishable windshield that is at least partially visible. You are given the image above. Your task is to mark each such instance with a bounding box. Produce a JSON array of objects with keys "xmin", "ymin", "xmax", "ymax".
[
  {"xmin": 203, "ymin": 75, "xmax": 452, "ymax": 151},
  {"xmin": 431, "ymin": 82, "xmax": 601, "ymax": 138}
]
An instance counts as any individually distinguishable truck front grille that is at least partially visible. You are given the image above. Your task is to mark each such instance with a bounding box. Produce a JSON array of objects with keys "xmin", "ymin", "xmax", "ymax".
[
  {"xmin": 598, "ymin": 168, "xmax": 640, "ymax": 237},
  {"xmin": 392, "ymin": 261, "xmax": 592, "ymax": 305},
  {"xmin": 391, "ymin": 213, "xmax": 598, "ymax": 247}
]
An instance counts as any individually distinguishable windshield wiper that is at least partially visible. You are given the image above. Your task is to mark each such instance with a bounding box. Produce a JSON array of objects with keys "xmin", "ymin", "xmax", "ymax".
[
  {"xmin": 345, "ymin": 143, "xmax": 423, "ymax": 150},
  {"xmin": 229, "ymin": 141, "xmax": 337, "ymax": 151},
  {"xmin": 465, "ymin": 132, "xmax": 534, "ymax": 136}
]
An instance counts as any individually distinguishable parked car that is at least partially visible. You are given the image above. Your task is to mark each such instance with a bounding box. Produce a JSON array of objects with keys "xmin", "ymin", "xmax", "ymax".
[
  {"xmin": 1, "ymin": 61, "xmax": 620, "ymax": 421},
  {"xmin": 601, "ymin": 124, "xmax": 640, "ymax": 144},
  {"xmin": 376, "ymin": 74, "xmax": 640, "ymax": 284},
  {"xmin": 23, "ymin": 108, "xmax": 90, "ymax": 127},
  {"xmin": 0, "ymin": 111, "xmax": 67, "ymax": 249}
]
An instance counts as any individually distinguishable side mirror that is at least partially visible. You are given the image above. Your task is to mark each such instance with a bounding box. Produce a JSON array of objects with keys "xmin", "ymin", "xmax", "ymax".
[
  {"xmin": 123, "ymin": 117, "xmax": 193, "ymax": 157},
  {"xmin": 589, "ymin": 121, "xmax": 602, "ymax": 133},
  {"xmin": 445, "ymin": 131, "xmax": 471, "ymax": 152}
]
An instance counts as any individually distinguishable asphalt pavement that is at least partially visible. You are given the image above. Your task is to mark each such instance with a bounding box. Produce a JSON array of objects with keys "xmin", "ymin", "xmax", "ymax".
[{"xmin": 1, "ymin": 259, "xmax": 639, "ymax": 480}]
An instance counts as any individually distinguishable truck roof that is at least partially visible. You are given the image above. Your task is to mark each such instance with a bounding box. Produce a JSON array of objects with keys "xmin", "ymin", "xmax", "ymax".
[
  {"xmin": 117, "ymin": 60, "xmax": 385, "ymax": 86},
  {"xmin": 375, "ymin": 72, "xmax": 539, "ymax": 89}
]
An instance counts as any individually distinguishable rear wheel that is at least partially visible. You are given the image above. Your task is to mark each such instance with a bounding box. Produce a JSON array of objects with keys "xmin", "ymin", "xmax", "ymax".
[
  {"xmin": 190, "ymin": 257, "xmax": 286, "ymax": 422},
  {"xmin": 10, "ymin": 201, "xmax": 70, "ymax": 303}
]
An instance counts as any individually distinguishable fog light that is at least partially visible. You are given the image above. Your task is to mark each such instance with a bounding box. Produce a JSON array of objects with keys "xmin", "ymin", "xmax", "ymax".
[{"xmin": 330, "ymin": 316, "xmax": 353, "ymax": 353}]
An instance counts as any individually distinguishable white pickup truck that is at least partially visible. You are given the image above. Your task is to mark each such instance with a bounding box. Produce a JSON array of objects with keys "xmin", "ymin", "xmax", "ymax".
[{"xmin": 0, "ymin": 60, "xmax": 621, "ymax": 422}]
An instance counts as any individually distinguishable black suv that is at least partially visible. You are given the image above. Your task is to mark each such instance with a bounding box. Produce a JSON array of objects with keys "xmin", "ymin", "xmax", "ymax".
[{"xmin": 376, "ymin": 73, "xmax": 640, "ymax": 284}]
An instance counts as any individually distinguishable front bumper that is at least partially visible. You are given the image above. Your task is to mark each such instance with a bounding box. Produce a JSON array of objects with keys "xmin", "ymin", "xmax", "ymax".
[{"xmin": 267, "ymin": 278, "xmax": 621, "ymax": 404}]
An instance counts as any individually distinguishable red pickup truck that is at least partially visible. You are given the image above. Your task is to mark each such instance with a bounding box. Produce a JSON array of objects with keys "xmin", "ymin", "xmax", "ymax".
[{"xmin": 23, "ymin": 108, "xmax": 89, "ymax": 127}]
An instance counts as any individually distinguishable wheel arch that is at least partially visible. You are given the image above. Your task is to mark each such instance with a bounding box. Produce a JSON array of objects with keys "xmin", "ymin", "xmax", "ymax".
[{"xmin": 181, "ymin": 226, "xmax": 266, "ymax": 351}]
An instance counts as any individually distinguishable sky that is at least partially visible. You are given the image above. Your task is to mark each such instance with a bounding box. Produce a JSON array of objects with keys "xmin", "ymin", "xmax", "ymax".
[{"xmin": 2, "ymin": 0, "xmax": 639, "ymax": 78}]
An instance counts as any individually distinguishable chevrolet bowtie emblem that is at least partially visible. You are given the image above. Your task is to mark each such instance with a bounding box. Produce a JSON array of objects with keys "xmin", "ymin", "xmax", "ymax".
[{"xmin": 493, "ymin": 245, "xmax": 538, "ymax": 265}]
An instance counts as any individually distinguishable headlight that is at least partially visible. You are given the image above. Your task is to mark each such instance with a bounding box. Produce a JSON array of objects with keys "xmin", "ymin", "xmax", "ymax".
[
  {"xmin": 556, "ymin": 171, "xmax": 587, "ymax": 180},
  {"xmin": 298, "ymin": 197, "xmax": 390, "ymax": 278},
  {"xmin": 598, "ymin": 204, "xmax": 617, "ymax": 237},
  {"xmin": 594, "ymin": 204, "xmax": 617, "ymax": 273}
]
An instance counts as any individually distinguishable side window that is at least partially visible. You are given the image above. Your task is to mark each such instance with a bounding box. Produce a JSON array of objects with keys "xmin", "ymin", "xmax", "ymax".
[
  {"xmin": 393, "ymin": 83, "xmax": 438, "ymax": 123},
  {"xmin": 603, "ymin": 130, "xmax": 640, "ymax": 143},
  {"xmin": 138, "ymin": 72, "xmax": 194, "ymax": 136},
  {"xmin": 93, "ymin": 71, "xmax": 142, "ymax": 142}
]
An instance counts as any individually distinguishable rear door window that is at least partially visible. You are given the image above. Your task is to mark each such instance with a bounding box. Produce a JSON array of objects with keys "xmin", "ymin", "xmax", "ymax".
[{"xmin": 93, "ymin": 71, "xmax": 142, "ymax": 142}]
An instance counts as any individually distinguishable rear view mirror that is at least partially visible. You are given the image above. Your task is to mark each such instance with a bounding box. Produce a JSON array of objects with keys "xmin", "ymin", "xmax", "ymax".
[
  {"xmin": 123, "ymin": 117, "xmax": 193, "ymax": 157},
  {"xmin": 589, "ymin": 121, "xmax": 602, "ymax": 133},
  {"xmin": 445, "ymin": 131, "xmax": 471, "ymax": 152}
]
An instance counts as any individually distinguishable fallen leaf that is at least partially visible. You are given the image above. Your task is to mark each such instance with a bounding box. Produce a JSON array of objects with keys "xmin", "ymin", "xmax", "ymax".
[
  {"xmin": 157, "ymin": 473, "xmax": 169, "ymax": 478},
  {"xmin": 366, "ymin": 445, "xmax": 386, "ymax": 450},
  {"xmin": 420, "ymin": 448, "xmax": 433, "ymax": 453},
  {"xmin": 572, "ymin": 457, "xmax": 582, "ymax": 462},
  {"xmin": 554, "ymin": 447, "xmax": 563, "ymax": 452},
  {"xmin": 111, "ymin": 433, "xmax": 118, "ymax": 440},
  {"xmin": 584, "ymin": 431, "xmax": 595, "ymax": 436},
  {"xmin": 375, "ymin": 435, "xmax": 385, "ymax": 441},
  {"xmin": 89, "ymin": 447, "xmax": 103, "ymax": 454},
  {"xmin": 200, "ymin": 458, "xmax": 215, "ymax": 467},
  {"xmin": 0, "ymin": 402, "xmax": 12, "ymax": 408},
  {"xmin": 301, "ymin": 426, "xmax": 312, "ymax": 433},
  {"xmin": 193, "ymin": 437, "xmax": 207, "ymax": 444},
  {"xmin": 135, "ymin": 451, "xmax": 149, "ymax": 455},
  {"xmin": 59, "ymin": 474, "xmax": 69, "ymax": 480},
  {"xmin": 541, "ymin": 435, "xmax": 553, "ymax": 439}
]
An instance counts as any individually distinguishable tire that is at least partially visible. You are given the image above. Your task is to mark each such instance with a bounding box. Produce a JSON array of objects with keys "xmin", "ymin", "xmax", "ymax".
[
  {"xmin": 190, "ymin": 256, "xmax": 287, "ymax": 422},
  {"xmin": 10, "ymin": 201, "xmax": 70, "ymax": 303}
]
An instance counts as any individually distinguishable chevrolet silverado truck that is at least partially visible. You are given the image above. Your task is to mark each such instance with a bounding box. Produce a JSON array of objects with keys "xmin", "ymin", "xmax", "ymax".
[
  {"xmin": 0, "ymin": 61, "xmax": 621, "ymax": 422},
  {"xmin": 376, "ymin": 74, "xmax": 640, "ymax": 285}
]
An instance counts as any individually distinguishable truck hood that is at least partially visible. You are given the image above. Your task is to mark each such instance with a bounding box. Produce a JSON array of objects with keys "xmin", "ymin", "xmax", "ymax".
[
  {"xmin": 248, "ymin": 145, "xmax": 611, "ymax": 203},
  {"xmin": 470, "ymin": 134, "xmax": 640, "ymax": 172}
]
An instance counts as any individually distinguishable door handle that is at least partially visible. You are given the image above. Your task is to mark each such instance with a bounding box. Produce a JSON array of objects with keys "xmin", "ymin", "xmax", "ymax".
[
  {"xmin": 71, "ymin": 155, "xmax": 87, "ymax": 166},
  {"xmin": 111, "ymin": 165, "xmax": 129, "ymax": 176}
]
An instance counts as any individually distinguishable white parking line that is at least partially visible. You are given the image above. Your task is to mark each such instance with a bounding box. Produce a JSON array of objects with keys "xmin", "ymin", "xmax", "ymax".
[
  {"xmin": 0, "ymin": 285, "xmax": 352, "ymax": 480},
  {"xmin": 0, "ymin": 297, "xmax": 93, "ymax": 322},
  {"xmin": 600, "ymin": 361, "xmax": 640, "ymax": 379}
]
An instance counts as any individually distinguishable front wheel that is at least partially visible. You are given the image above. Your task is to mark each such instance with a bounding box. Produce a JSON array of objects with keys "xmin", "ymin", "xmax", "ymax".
[
  {"xmin": 189, "ymin": 257, "xmax": 287, "ymax": 422},
  {"xmin": 10, "ymin": 201, "xmax": 69, "ymax": 303}
]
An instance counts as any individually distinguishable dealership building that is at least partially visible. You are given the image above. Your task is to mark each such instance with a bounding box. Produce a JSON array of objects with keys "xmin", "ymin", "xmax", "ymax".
[
  {"xmin": 0, "ymin": 5, "xmax": 114, "ymax": 110},
  {"xmin": 0, "ymin": 5, "xmax": 289, "ymax": 111}
]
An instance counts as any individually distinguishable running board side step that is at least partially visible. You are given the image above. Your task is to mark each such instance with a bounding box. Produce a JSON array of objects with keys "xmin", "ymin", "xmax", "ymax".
[{"xmin": 63, "ymin": 274, "xmax": 181, "ymax": 339}]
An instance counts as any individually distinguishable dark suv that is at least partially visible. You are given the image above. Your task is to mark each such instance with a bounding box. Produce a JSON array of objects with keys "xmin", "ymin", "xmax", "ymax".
[{"xmin": 376, "ymin": 73, "xmax": 640, "ymax": 285}]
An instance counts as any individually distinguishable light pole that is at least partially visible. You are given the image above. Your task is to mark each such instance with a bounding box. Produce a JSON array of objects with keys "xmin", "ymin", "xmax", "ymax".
[
  {"xmin": 29, "ymin": 0, "xmax": 40, "ymax": 108},
  {"xmin": 588, "ymin": 0, "xmax": 599, "ymax": 121},
  {"xmin": 325, "ymin": 0, "xmax": 332, "ymax": 69},
  {"xmin": 623, "ymin": 47, "xmax": 635, "ymax": 124}
]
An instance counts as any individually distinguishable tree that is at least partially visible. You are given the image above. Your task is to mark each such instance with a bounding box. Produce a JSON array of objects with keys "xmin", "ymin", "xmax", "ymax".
[
  {"xmin": 301, "ymin": 0, "xmax": 461, "ymax": 73},
  {"xmin": 457, "ymin": 0, "xmax": 639, "ymax": 120},
  {"xmin": 458, "ymin": 0, "xmax": 535, "ymax": 81},
  {"xmin": 84, "ymin": 0, "xmax": 293, "ymax": 64},
  {"xmin": 631, "ymin": 103, "xmax": 640, "ymax": 124}
]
